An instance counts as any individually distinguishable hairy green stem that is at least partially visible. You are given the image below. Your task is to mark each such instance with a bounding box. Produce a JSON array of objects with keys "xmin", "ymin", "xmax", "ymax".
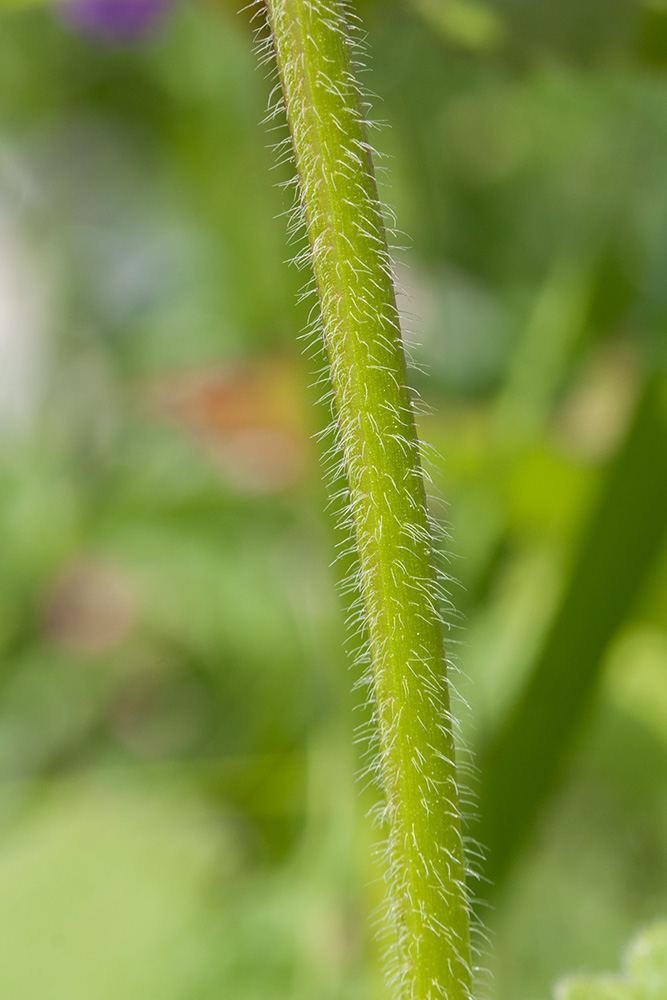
[{"xmin": 262, "ymin": 2, "xmax": 473, "ymax": 997}]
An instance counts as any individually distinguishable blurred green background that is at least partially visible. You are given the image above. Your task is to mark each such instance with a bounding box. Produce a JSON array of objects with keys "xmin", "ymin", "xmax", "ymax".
[{"xmin": 0, "ymin": 0, "xmax": 667, "ymax": 998}]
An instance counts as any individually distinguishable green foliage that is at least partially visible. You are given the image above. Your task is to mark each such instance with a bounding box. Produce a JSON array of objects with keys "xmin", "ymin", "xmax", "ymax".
[
  {"xmin": 0, "ymin": 0, "xmax": 666, "ymax": 998},
  {"xmin": 479, "ymin": 373, "xmax": 667, "ymax": 883},
  {"xmin": 556, "ymin": 922, "xmax": 667, "ymax": 1000},
  {"xmin": 0, "ymin": 777, "xmax": 220, "ymax": 1000}
]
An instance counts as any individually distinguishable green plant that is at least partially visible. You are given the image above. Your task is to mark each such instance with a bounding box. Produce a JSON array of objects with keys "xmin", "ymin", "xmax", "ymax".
[
  {"xmin": 259, "ymin": 2, "xmax": 473, "ymax": 998},
  {"xmin": 556, "ymin": 922, "xmax": 667, "ymax": 1000}
]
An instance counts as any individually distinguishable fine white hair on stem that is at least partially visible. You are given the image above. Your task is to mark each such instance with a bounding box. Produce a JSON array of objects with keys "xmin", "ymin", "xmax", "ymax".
[{"xmin": 251, "ymin": 1, "xmax": 487, "ymax": 996}]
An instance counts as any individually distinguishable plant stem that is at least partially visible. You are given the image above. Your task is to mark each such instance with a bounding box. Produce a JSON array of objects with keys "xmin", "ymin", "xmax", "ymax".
[{"xmin": 262, "ymin": 2, "xmax": 473, "ymax": 997}]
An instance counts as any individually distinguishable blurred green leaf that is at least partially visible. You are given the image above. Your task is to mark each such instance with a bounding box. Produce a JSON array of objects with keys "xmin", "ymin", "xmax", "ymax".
[
  {"xmin": 412, "ymin": 0, "xmax": 506, "ymax": 50},
  {"xmin": 0, "ymin": 776, "xmax": 225, "ymax": 1000},
  {"xmin": 478, "ymin": 372, "xmax": 667, "ymax": 887},
  {"xmin": 556, "ymin": 921, "xmax": 667, "ymax": 1000}
]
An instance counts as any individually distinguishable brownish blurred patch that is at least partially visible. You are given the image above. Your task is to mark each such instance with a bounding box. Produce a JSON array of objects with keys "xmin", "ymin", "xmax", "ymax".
[
  {"xmin": 148, "ymin": 356, "xmax": 312, "ymax": 492},
  {"xmin": 45, "ymin": 558, "xmax": 136, "ymax": 655},
  {"xmin": 107, "ymin": 662, "xmax": 212, "ymax": 759}
]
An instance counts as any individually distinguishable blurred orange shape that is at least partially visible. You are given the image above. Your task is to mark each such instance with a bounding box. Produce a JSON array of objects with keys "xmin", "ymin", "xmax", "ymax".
[
  {"xmin": 149, "ymin": 357, "xmax": 312, "ymax": 492},
  {"xmin": 45, "ymin": 558, "xmax": 136, "ymax": 655}
]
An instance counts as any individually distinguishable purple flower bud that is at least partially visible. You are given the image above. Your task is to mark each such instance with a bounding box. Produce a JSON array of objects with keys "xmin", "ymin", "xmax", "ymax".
[{"xmin": 60, "ymin": 0, "xmax": 174, "ymax": 42}]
